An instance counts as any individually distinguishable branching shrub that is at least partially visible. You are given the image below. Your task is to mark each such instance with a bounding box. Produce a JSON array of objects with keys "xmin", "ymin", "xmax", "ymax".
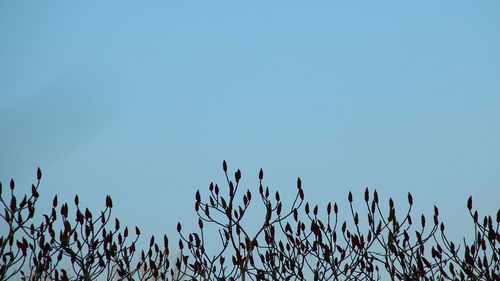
[{"xmin": 1, "ymin": 162, "xmax": 499, "ymax": 280}]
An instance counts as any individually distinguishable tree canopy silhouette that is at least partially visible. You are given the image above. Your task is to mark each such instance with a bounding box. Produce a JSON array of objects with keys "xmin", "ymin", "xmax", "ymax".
[{"xmin": 1, "ymin": 162, "xmax": 499, "ymax": 280}]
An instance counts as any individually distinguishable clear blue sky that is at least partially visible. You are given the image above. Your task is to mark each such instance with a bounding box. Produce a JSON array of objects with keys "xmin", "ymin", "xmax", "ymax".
[{"xmin": 1, "ymin": 0, "xmax": 499, "ymax": 241}]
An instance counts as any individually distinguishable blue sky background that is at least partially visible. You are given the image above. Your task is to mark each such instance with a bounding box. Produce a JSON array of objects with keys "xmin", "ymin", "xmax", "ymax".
[{"xmin": 1, "ymin": 0, "xmax": 499, "ymax": 242}]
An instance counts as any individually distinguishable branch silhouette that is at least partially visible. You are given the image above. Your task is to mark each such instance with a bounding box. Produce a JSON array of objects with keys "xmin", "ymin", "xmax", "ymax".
[{"xmin": 1, "ymin": 162, "xmax": 499, "ymax": 280}]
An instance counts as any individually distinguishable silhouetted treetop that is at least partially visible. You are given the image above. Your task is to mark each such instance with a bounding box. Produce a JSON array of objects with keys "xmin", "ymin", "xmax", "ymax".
[{"xmin": 1, "ymin": 162, "xmax": 499, "ymax": 280}]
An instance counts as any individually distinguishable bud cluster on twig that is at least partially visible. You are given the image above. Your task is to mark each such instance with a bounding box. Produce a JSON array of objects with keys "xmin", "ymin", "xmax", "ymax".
[{"xmin": 1, "ymin": 163, "xmax": 499, "ymax": 280}]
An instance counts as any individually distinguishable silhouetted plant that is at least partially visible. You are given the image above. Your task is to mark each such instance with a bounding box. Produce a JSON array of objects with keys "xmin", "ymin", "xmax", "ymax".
[{"xmin": 1, "ymin": 162, "xmax": 499, "ymax": 280}]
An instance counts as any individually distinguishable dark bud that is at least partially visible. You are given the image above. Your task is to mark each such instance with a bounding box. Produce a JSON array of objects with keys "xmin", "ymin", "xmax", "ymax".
[
  {"xmin": 259, "ymin": 169, "xmax": 263, "ymax": 180},
  {"xmin": 348, "ymin": 192, "xmax": 353, "ymax": 203},
  {"xmin": 177, "ymin": 223, "xmax": 182, "ymax": 232},
  {"xmin": 265, "ymin": 203, "xmax": 272, "ymax": 224},
  {"xmin": 10, "ymin": 179, "xmax": 15, "ymax": 190},
  {"xmin": 85, "ymin": 208, "xmax": 92, "ymax": 220},
  {"xmin": 53, "ymin": 195, "xmax": 58, "ymax": 208},
  {"xmin": 297, "ymin": 177, "xmax": 301, "ymax": 189},
  {"xmin": 10, "ymin": 195, "xmax": 17, "ymax": 212},
  {"xmin": 198, "ymin": 218, "xmax": 203, "ymax": 229},
  {"xmin": 305, "ymin": 203, "xmax": 310, "ymax": 215},
  {"xmin": 37, "ymin": 167, "xmax": 42, "ymax": 180},
  {"xmin": 195, "ymin": 190, "xmax": 201, "ymax": 203},
  {"xmin": 327, "ymin": 202, "xmax": 331, "ymax": 215},
  {"xmin": 106, "ymin": 196, "xmax": 113, "ymax": 208},
  {"xmin": 275, "ymin": 192, "xmax": 280, "ymax": 202},
  {"xmin": 467, "ymin": 196, "xmax": 472, "ymax": 210},
  {"xmin": 204, "ymin": 205, "xmax": 210, "ymax": 216},
  {"xmin": 74, "ymin": 195, "xmax": 79, "ymax": 205},
  {"xmin": 364, "ymin": 188, "xmax": 369, "ymax": 202},
  {"xmin": 31, "ymin": 184, "xmax": 39, "ymax": 198},
  {"xmin": 374, "ymin": 190, "xmax": 379, "ymax": 204},
  {"xmin": 334, "ymin": 203, "xmax": 338, "ymax": 214},
  {"xmin": 223, "ymin": 160, "xmax": 228, "ymax": 172},
  {"xmin": 135, "ymin": 226, "xmax": 141, "ymax": 236},
  {"xmin": 408, "ymin": 193, "xmax": 413, "ymax": 205},
  {"xmin": 235, "ymin": 169, "xmax": 241, "ymax": 183}
]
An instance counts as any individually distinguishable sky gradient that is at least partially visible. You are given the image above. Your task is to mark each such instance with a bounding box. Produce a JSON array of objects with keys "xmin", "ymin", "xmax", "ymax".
[{"xmin": 1, "ymin": 0, "xmax": 499, "ymax": 242}]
